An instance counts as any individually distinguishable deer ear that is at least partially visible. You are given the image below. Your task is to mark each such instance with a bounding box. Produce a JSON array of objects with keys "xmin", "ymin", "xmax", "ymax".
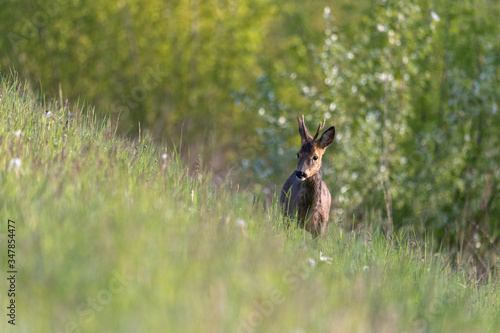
[{"xmin": 317, "ymin": 126, "xmax": 335, "ymax": 149}]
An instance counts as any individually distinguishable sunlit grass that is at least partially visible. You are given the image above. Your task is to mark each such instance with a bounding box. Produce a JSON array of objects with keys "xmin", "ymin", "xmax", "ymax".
[{"xmin": 0, "ymin": 74, "xmax": 499, "ymax": 332}]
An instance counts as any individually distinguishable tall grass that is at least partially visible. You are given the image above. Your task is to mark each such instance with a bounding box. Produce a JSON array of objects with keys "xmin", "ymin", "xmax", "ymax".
[{"xmin": 0, "ymin": 74, "xmax": 499, "ymax": 332}]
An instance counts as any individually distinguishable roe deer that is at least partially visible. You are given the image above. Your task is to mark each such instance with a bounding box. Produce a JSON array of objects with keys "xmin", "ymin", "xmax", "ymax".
[{"xmin": 280, "ymin": 116, "xmax": 335, "ymax": 238}]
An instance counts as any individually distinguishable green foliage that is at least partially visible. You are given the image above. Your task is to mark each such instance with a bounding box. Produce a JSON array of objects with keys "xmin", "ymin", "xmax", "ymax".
[
  {"xmin": 1, "ymin": 0, "xmax": 277, "ymax": 164},
  {"xmin": 0, "ymin": 0, "xmax": 347, "ymax": 170},
  {"xmin": 242, "ymin": 0, "xmax": 500, "ymax": 273},
  {"xmin": 1, "ymin": 74, "xmax": 500, "ymax": 332}
]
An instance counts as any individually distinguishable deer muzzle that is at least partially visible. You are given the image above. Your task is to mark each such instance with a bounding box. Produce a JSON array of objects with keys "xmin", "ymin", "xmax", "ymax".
[{"xmin": 295, "ymin": 170, "xmax": 307, "ymax": 181}]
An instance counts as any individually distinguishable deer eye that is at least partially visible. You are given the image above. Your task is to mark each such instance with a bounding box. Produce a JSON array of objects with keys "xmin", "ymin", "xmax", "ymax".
[{"xmin": 313, "ymin": 156, "xmax": 318, "ymax": 161}]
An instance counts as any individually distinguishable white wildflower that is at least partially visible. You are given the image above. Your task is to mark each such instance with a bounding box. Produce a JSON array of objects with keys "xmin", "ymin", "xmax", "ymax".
[
  {"xmin": 307, "ymin": 258, "xmax": 317, "ymax": 268},
  {"xmin": 319, "ymin": 251, "xmax": 332, "ymax": 264},
  {"xmin": 235, "ymin": 218, "xmax": 246, "ymax": 227},
  {"xmin": 9, "ymin": 158, "xmax": 22, "ymax": 171}
]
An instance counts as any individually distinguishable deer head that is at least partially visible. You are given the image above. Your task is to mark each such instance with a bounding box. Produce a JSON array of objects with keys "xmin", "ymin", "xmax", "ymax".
[{"xmin": 295, "ymin": 115, "xmax": 335, "ymax": 181}]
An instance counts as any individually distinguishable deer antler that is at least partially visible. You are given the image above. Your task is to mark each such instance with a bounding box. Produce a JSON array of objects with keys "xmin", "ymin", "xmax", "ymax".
[
  {"xmin": 298, "ymin": 115, "xmax": 313, "ymax": 143},
  {"xmin": 313, "ymin": 119, "xmax": 326, "ymax": 141}
]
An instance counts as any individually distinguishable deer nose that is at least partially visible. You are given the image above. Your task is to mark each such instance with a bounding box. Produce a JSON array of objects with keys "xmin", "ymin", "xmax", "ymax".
[{"xmin": 295, "ymin": 171, "xmax": 307, "ymax": 181}]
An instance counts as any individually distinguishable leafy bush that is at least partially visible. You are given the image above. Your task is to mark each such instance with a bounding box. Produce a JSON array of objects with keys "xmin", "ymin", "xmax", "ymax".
[{"xmin": 242, "ymin": 0, "xmax": 500, "ymax": 277}]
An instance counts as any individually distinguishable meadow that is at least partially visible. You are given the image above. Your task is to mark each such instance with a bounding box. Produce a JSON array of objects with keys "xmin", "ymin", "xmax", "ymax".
[{"xmin": 1, "ymin": 74, "xmax": 499, "ymax": 332}]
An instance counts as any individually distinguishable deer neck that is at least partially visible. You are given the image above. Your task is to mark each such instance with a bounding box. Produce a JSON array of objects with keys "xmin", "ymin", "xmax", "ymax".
[{"xmin": 301, "ymin": 169, "xmax": 323, "ymax": 203}]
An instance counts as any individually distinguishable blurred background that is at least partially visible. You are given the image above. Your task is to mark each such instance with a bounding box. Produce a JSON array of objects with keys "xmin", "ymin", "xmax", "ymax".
[{"xmin": 1, "ymin": 0, "xmax": 499, "ymax": 269}]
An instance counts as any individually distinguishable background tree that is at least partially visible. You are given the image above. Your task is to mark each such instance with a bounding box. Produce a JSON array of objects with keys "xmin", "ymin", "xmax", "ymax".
[
  {"xmin": 0, "ymin": 0, "xmax": 358, "ymax": 173},
  {"xmin": 240, "ymin": 0, "xmax": 499, "ymax": 275}
]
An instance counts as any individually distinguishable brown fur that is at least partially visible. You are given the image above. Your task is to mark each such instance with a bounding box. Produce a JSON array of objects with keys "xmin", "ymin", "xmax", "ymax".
[{"xmin": 280, "ymin": 116, "xmax": 335, "ymax": 238}]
